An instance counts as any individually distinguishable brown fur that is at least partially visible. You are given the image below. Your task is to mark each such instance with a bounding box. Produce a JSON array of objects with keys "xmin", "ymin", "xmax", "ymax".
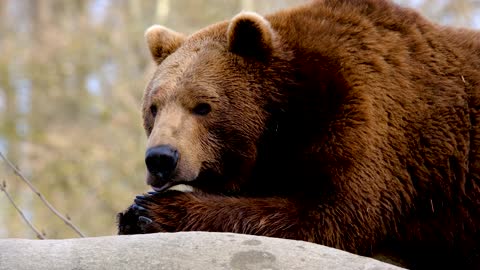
[
  {"xmin": 145, "ymin": 25, "xmax": 186, "ymax": 64},
  {"xmin": 118, "ymin": 0, "xmax": 480, "ymax": 268}
]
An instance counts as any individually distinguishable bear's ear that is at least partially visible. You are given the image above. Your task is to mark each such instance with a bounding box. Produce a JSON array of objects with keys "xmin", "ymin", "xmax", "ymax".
[
  {"xmin": 227, "ymin": 12, "xmax": 275, "ymax": 58},
  {"xmin": 145, "ymin": 25, "xmax": 186, "ymax": 65}
]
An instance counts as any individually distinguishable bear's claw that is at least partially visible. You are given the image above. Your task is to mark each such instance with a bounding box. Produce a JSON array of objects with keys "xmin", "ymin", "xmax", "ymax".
[
  {"xmin": 119, "ymin": 191, "xmax": 186, "ymax": 234},
  {"xmin": 135, "ymin": 195, "xmax": 147, "ymax": 200},
  {"xmin": 131, "ymin": 203, "xmax": 147, "ymax": 213},
  {"xmin": 138, "ymin": 216, "xmax": 153, "ymax": 225},
  {"xmin": 118, "ymin": 199, "xmax": 157, "ymax": 234},
  {"xmin": 134, "ymin": 194, "xmax": 159, "ymax": 205}
]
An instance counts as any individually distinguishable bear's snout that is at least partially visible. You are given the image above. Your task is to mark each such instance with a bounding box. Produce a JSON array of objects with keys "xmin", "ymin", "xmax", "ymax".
[{"xmin": 145, "ymin": 145, "xmax": 179, "ymax": 188}]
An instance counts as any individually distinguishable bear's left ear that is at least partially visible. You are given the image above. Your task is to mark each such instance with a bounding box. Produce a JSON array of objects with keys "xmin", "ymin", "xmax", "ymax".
[
  {"xmin": 227, "ymin": 12, "xmax": 275, "ymax": 58},
  {"xmin": 145, "ymin": 25, "xmax": 186, "ymax": 65}
]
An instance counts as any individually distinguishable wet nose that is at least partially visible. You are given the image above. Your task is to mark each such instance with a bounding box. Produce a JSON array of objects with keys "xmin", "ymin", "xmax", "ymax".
[{"xmin": 145, "ymin": 145, "xmax": 179, "ymax": 179}]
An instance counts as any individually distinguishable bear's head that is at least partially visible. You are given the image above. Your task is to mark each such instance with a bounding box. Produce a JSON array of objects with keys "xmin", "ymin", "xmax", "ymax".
[{"xmin": 141, "ymin": 12, "xmax": 294, "ymax": 193}]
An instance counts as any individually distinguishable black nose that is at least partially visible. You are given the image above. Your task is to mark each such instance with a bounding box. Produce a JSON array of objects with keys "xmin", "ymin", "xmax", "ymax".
[{"xmin": 145, "ymin": 145, "xmax": 179, "ymax": 179}]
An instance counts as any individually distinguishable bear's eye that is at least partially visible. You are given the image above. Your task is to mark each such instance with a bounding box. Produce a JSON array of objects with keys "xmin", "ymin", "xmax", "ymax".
[
  {"xmin": 192, "ymin": 103, "xmax": 212, "ymax": 116},
  {"xmin": 150, "ymin": 105, "xmax": 158, "ymax": 117}
]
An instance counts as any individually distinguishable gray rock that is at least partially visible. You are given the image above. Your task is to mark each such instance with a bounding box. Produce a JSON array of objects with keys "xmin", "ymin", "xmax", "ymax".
[{"xmin": 0, "ymin": 232, "xmax": 405, "ymax": 270}]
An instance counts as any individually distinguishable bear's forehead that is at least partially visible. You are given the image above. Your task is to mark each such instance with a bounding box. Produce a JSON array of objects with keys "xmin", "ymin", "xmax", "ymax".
[
  {"xmin": 148, "ymin": 49, "xmax": 227, "ymax": 100},
  {"xmin": 147, "ymin": 23, "xmax": 231, "ymax": 99}
]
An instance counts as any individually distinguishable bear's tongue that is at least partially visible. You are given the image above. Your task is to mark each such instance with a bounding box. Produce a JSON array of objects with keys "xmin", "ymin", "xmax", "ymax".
[
  {"xmin": 151, "ymin": 183, "xmax": 195, "ymax": 193},
  {"xmin": 166, "ymin": 184, "xmax": 195, "ymax": 192},
  {"xmin": 151, "ymin": 185, "xmax": 170, "ymax": 192}
]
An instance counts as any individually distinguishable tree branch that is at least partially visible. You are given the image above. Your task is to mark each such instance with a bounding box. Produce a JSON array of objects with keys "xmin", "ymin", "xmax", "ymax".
[
  {"xmin": 0, "ymin": 180, "xmax": 45, "ymax": 239},
  {"xmin": 0, "ymin": 151, "xmax": 86, "ymax": 237}
]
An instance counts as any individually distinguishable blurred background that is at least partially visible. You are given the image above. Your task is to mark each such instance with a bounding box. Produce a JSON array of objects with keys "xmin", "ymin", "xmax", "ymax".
[{"xmin": 0, "ymin": 0, "xmax": 479, "ymax": 239}]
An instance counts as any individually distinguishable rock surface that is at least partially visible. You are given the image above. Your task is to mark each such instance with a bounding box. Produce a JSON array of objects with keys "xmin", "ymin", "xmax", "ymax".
[{"xmin": 0, "ymin": 232, "xmax": 405, "ymax": 270}]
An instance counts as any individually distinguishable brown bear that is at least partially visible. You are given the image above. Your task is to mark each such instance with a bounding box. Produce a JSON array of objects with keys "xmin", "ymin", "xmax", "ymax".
[{"xmin": 117, "ymin": 0, "xmax": 480, "ymax": 268}]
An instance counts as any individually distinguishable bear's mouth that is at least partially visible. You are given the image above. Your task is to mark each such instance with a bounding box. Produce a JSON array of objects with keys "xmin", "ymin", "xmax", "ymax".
[{"xmin": 147, "ymin": 170, "xmax": 197, "ymax": 193}]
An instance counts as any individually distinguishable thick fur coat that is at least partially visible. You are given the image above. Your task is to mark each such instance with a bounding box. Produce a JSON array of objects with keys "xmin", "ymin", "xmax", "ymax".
[{"xmin": 118, "ymin": 0, "xmax": 480, "ymax": 268}]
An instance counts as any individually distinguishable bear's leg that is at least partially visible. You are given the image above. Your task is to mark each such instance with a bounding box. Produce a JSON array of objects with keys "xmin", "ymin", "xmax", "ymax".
[{"xmin": 117, "ymin": 190, "xmax": 385, "ymax": 254}]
